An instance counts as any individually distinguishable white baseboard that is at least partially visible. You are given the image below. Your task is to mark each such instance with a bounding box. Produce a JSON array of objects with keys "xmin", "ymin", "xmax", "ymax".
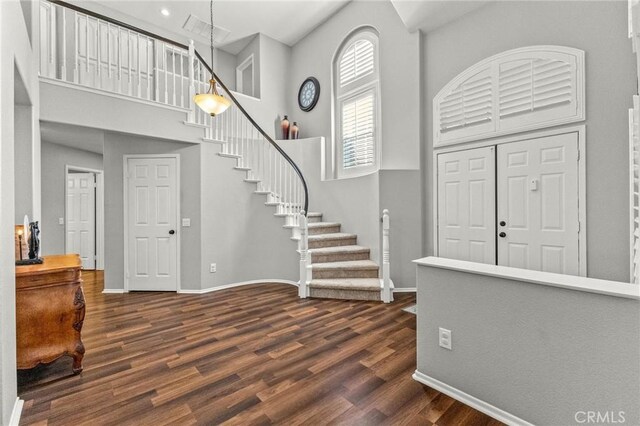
[
  {"xmin": 102, "ymin": 288, "xmax": 127, "ymax": 294},
  {"xmin": 412, "ymin": 370, "xmax": 533, "ymax": 426},
  {"xmin": 178, "ymin": 279, "xmax": 299, "ymax": 294},
  {"xmin": 9, "ymin": 398, "xmax": 23, "ymax": 426},
  {"xmin": 393, "ymin": 287, "xmax": 416, "ymax": 293}
]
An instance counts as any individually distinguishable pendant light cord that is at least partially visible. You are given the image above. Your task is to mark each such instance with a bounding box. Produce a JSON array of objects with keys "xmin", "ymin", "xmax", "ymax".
[{"xmin": 210, "ymin": 0, "xmax": 214, "ymax": 80}]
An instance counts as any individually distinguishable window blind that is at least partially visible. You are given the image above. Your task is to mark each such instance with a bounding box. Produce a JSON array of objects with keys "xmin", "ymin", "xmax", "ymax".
[
  {"xmin": 342, "ymin": 91, "xmax": 375, "ymax": 169},
  {"xmin": 339, "ymin": 39, "xmax": 374, "ymax": 87}
]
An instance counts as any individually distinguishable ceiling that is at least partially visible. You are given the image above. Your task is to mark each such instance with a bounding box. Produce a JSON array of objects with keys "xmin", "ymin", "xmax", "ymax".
[
  {"xmin": 79, "ymin": 0, "xmax": 352, "ymax": 54},
  {"xmin": 41, "ymin": 122, "xmax": 105, "ymax": 154},
  {"xmin": 390, "ymin": 0, "xmax": 489, "ymax": 33}
]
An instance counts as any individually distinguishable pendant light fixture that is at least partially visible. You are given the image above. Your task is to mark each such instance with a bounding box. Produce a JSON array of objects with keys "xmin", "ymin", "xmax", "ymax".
[{"xmin": 193, "ymin": 0, "xmax": 231, "ymax": 116}]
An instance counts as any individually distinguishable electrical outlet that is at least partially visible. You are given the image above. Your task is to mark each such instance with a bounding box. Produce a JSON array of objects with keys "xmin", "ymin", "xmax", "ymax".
[
  {"xmin": 59, "ymin": 217, "xmax": 64, "ymax": 225},
  {"xmin": 210, "ymin": 263, "xmax": 217, "ymax": 273},
  {"xmin": 439, "ymin": 327, "xmax": 452, "ymax": 350}
]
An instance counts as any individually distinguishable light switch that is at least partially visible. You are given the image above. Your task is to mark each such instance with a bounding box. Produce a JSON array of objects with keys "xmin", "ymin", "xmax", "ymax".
[{"xmin": 182, "ymin": 218, "xmax": 191, "ymax": 227}]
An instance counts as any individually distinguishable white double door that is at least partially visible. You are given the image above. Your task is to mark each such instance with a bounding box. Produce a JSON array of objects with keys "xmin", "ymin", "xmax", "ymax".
[
  {"xmin": 126, "ymin": 157, "xmax": 179, "ymax": 291},
  {"xmin": 67, "ymin": 173, "xmax": 96, "ymax": 270},
  {"xmin": 437, "ymin": 132, "xmax": 580, "ymax": 275}
]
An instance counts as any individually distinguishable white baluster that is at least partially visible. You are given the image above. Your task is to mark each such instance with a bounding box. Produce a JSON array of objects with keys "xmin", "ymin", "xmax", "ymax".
[
  {"xmin": 163, "ymin": 43, "xmax": 168, "ymax": 103},
  {"xmin": 117, "ymin": 27, "xmax": 122, "ymax": 93},
  {"xmin": 172, "ymin": 48, "xmax": 176, "ymax": 106},
  {"xmin": 147, "ymin": 38, "xmax": 151, "ymax": 100},
  {"xmin": 85, "ymin": 15, "xmax": 89, "ymax": 73},
  {"xmin": 96, "ymin": 20, "xmax": 102, "ymax": 89},
  {"xmin": 128, "ymin": 30, "xmax": 133, "ymax": 95},
  {"xmin": 73, "ymin": 11, "xmax": 79, "ymax": 83},
  {"xmin": 61, "ymin": 7, "xmax": 67, "ymax": 80},
  {"xmin": 180, "ymin": 51, "xmax": 185, "ymax": 108},
  {"xmin": 136, "ymin": 33, "xmax": 141, "ymax": 97},
  {"xmin": 49, "ymin": 5, "xmax": 56, "ymax": 78},
  {"xmin": 107, "ymin": 23, "xmax": 112, "ymax": 88},
  {"xmin": 298, "ymin": 210, "xmax": 310, "ymax": 298},
  {"xmin": 154, "ymin": 40, "xmax": 159, "ymax": 101},
  {"xmin": 382, "ymin": 209, "xmax": 393, "ymax": 303}
]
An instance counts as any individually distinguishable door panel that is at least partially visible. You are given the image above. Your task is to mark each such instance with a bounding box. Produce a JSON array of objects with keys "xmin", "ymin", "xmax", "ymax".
[
  {"xmin": 66, "ymin": 173, "xmax": 96, "ymax": 270},
  {"xmin": 127, "ymin": 157, "xmax": 178, "ymax": 291},
  {"xmin": 437, "ymin": 146, "xmax": 496, "ymax": 264},
  {"xmin": 497, "ymin": 133, "xmax": 579, "ymax": 275}
]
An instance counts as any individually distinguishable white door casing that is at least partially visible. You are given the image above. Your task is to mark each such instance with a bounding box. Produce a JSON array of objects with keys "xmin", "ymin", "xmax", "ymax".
[
  {"xmin": 497, "ymin": 133, "xmax": 580, "ymax": 275},
  {"xmin": 125, "ymin": 156, "xmax": 179, "ymax": 291},
  {"xmin": 437, "ymin": 146, "xmax": 496, "ymax": 264},
  {"xmin": 66, "ymin": 173, "xmax": 96, "ymax": 270}
]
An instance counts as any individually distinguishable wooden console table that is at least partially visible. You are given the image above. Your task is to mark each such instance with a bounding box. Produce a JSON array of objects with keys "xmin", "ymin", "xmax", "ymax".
[{"xmin": 16, "ymin": 254, "xmax": 85, "ymax": 374}]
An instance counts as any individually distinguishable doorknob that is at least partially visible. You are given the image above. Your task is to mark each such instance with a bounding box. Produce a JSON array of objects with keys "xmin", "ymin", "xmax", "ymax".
[
  {"xmin": 169, "ymin": 230, "xmax": 175, "ymax": 235},
  {"xmin": 499, "ymin": 221, "xmax": 506, "ymax": 227},
  {"xmin": 499, "ymin": 232, "xmax": 506, "ymax": 238}
]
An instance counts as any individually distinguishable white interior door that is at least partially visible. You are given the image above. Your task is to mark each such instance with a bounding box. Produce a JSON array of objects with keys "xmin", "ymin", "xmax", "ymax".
[
  {"xmin": 497, "ymin": 133, "xmax": 580, "ymax": 275},
  {"xmin": 66, "ymin": 173, "xmax": 96, "ymax": 270},
  {"xmin": 437, "ymin": 146, "xmax": 496, "ymax": 264},
  {"xmin": 126, "ymin": 157, "xmax": 178, "ymax": 291}
]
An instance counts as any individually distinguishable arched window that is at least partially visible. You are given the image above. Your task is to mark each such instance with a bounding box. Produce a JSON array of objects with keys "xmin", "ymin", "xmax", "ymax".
[{"xmin": 333, "ymin": 28, "xmax": 380, "ymax": 177}]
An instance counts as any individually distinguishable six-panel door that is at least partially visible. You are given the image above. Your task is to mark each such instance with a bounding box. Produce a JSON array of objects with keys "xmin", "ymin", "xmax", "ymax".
[
  {"xmin": 437, "ymin": 146, "xmax": 496, "ymax": 264},
  {"xmin": 66, "ymin": 172, "xmax": 96, "ymax": 270},
  {"xmin": 127, "ymin": 157, "xmax": 178, "ymax": 291},
  {"xmin": 497, "ymin": 133, "xmax": 579, "ymax": 275}
]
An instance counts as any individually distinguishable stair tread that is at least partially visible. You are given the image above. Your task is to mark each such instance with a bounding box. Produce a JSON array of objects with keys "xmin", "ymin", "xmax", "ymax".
[
  {"xmin": 311, "ymin": 260, "xmax": 379, "ymax": 270},
  {"xmin": 308, "ymin": 233, "xmax": 356, "ymax": 241},
  {"xmin": 309, "ymin": 278, "xmax": 380, "ymax": 291},
  {"xmin": 307, "ymin": 212, "xmax": 322, "ymax": 217},
  {"xmin": 309, "ymin": 245, "xmax": 369, "ymax": 254},
  {"xmin": 308, "ymin": 222, "xmax": 341, "ymax": 228}
]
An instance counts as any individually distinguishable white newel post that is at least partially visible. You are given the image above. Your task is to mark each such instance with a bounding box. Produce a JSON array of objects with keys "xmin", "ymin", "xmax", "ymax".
[
  {"xmin": 298, "ymin": 211, "xmax": 310, "ymax": 298},
  {"xmin": 382, "ymin": 209, "xmax": 393, "ymax": 303},
  {"xmin": 187, "ymin": 40, "xmax": 196, "ymax": 123}
]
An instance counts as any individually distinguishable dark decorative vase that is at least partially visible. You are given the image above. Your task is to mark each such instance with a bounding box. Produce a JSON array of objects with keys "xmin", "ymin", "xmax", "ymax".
[
  {"xmin": 28, "ymin": 221, "xmax": 40, "ymax": 259},
  {"xmin": 290, "ymin": 122, "xmax": 299, "ymax": 140},
  {"xmin": 280, "ymin": 115, "xmax": 290, "ymax": 140}
]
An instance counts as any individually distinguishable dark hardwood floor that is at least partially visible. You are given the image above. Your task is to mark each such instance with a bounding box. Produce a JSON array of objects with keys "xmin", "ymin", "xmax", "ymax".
[{"xmin": 18, "ymin": 271, "xmax": 502, "ymax": 425}]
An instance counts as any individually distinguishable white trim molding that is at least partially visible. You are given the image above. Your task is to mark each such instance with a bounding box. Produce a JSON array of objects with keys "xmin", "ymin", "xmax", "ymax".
[
  {"xmin": 178, "ymin": 279, "xmax": 299, "ymax": 294},
  {"xmin": 412, "ymin": 371, "xmax": 534, "ymax": 426},
  {"xmin": 393, "ymin": 287, "xmax": 416, "ymax": 293},
  {"xmin": 9, "ymin": 398, "xmax": 24, "ymax": 426},
  {"xmin": 102, "ymin": 288, "xmax": 128, "ymax": 294},
  {"xmin": 434, "ymin": 45, "xmax": 585, "ymax": 147},
  {"xmin": 414, "ymin": 256, "xmax": 640, "ymax": 300}
]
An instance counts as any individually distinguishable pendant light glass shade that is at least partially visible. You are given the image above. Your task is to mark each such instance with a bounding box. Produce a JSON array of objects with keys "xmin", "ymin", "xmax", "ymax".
[{"xmin": 194, "ymin": 79, "xmax": 231, "ymax": 116}]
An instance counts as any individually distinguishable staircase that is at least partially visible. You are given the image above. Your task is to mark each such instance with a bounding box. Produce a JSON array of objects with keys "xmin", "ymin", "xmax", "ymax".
[
  {"xmin": 305, "ymin": 213, "xmax": 383, "ymax": 301},
  {"xmin": 40, "ymin": 0, "xmax": 393, "ymax": 303}
]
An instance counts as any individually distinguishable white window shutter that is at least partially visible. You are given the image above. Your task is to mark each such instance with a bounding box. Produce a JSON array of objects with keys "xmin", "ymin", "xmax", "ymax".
[
  {"xmin": 342, "ymin": 91, "xmax": 376, "ymax": 169},
  {"xmin": 339, "ymin": 39, "xmax": 374, "ymax": 87},
  {"xmin": 434, "ymin": 46, "xmax": 585, "ymax": 146}
]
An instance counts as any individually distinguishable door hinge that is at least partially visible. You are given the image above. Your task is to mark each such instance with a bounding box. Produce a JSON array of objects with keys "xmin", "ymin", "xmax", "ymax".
[
  {"xmin": 578, "ymin": 221, "xmax": 581, "ymax": 233},
  {"xmin": 577, "ymin": 150, "xmax": 580, "ymax": 162}
]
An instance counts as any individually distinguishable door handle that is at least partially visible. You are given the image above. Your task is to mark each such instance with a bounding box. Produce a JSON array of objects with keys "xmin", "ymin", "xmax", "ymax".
[
  {"xmin": 499, "ymin": 232, "xmax": 506, "ymax": 238},
  {"xmin": 169, "ymin": 230, "xmax": 175, "ymax": 235},
  {"xmin": 499, "ymin": 221, "xmax": 506, "ymax": 227}
]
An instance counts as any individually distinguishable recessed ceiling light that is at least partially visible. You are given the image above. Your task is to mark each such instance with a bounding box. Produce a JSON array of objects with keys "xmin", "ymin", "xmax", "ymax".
[{"xmin": 160, "ymin": 8, "xmax": 170, "ymax": 17}]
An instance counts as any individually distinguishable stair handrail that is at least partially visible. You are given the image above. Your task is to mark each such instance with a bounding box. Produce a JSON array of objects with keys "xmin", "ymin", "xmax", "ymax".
[
  {"xmin": 47, "ymin": 0, "xmax": 309, "ymax": 215},
  {"xmin": 194, "ymin": 51, "xmax": 309, "ymax": 215}
]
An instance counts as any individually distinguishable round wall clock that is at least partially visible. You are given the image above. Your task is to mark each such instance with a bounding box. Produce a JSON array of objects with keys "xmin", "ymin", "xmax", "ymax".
[{"xmin": 298, "ymin": 77, "xmax": 320, "ymax": 112}]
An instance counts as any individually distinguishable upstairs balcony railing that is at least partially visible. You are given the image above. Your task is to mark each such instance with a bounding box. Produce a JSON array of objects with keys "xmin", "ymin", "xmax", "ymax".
[{"xmin": 40, "ymin": 0, "xmax": 309, "ymax": 220}]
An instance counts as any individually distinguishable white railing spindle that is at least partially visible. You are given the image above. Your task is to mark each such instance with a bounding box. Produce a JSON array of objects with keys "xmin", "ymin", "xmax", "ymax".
[{"xmin": 381, "ymin": 209, "xmax": 393, "ymax": 303}]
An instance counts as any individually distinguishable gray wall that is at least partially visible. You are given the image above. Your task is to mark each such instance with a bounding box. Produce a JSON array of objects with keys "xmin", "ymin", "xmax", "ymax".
[
  {"xmin": 40, "ymin": 141, "xmax": 103, "ymax": 256},
  {"xmin": 199, "ymin": 142, "xmax": 298, "ymax": 289},
  {"xmin": 237, "ymin": 35, "xmax": 260, "ymax": 98},
  {"xmin": 103, "ymin": 133, "xmax": 202, "ymax": 291},
  {"xmin": 0, "ymin": 0, "xmax": 40, "ymax": 422},
  {"xmin": 416, "ymin": 264, "xmax": 640, "ymax": 425},
  {"xmin": 423, "ymin": 1, "xmax": 636, "ymax": 282},
  {"xmin": 289, "ymin": 0, "xmax": 421, "ymax": 170},
  {"xmin": 14, "ymin": 104, "xmax": 33, "ymax": 222}
]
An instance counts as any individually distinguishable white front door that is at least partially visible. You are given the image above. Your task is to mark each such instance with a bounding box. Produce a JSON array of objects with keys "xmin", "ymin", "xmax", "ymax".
[
  {"xmin": 497, "ymin": 133, "xmax": 580, "ymax": 274},
  {"xmin": 66, "ymin": 173, "xmax": 96, "ymax": 270},
  {"xmin": 437, "ymin": 146, "xmax": 496, "ymax": 264},
  {"xmin": 126, "ymin": 157, "xmax": 179, "ymax": 291}
]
